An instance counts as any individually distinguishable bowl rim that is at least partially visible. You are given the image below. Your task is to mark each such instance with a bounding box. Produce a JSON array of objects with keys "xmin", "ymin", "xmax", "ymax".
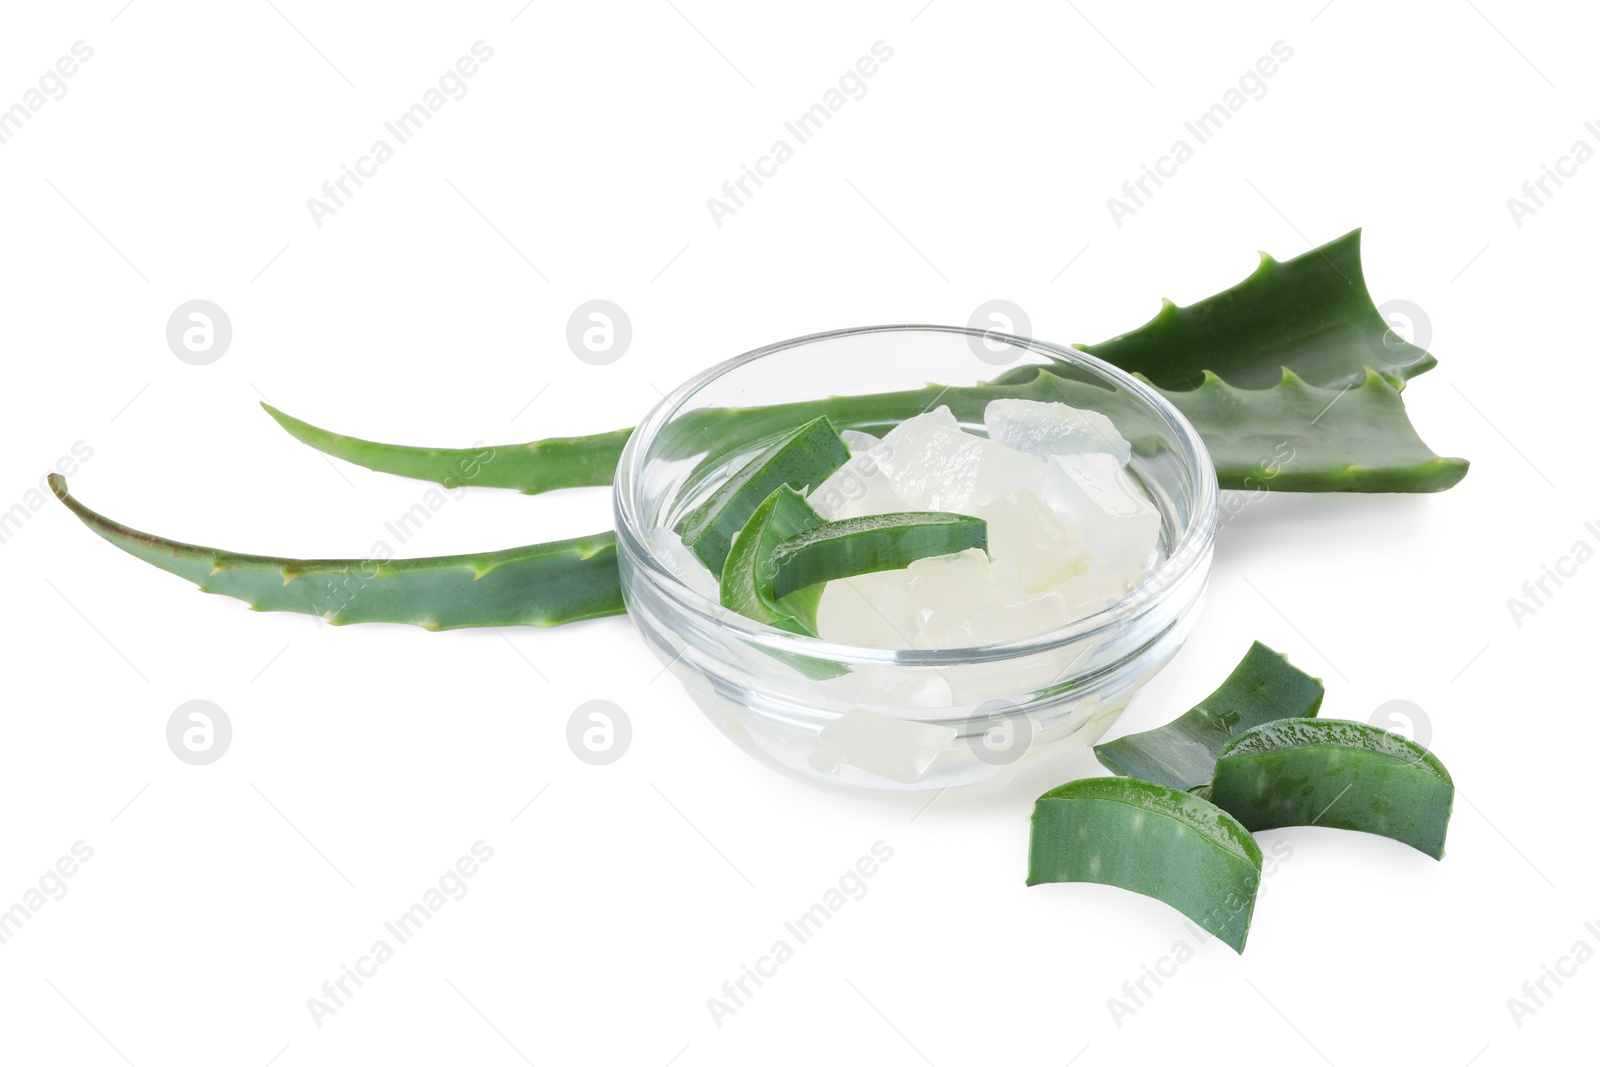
[{"xmin": 613, "ymin": 324, "xmax": 1218, "ymax": 666}]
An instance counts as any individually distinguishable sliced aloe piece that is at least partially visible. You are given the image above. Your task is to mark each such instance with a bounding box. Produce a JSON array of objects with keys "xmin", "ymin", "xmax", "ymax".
[
  {"xmin": 1080, "ymin": 228, "xmax": 1433, "ymax": 391},
  {"xmin": 769, "ymin": 513, "xmax": 988, "ymax": 600},
  {"xmin": 49, "ymin": 475, "xmax": 623, "ymax": 629},
  {"xmin": 1028, "ymin": 777, "xmax": 1264, "ymax": 953},
  {"xmin": 1210, "ymin": 719, "xmax": 1454, "ymax": 859},
  {"xmin": 262, "ymin": 403, "xmax": 632, "ymax": 495},
  {"xmin": 676, "ymin": 417, "xmax": 849, "ymax": 575},
  {"xmin": 1095, "ymin": 641, "xmax": 1324, "ymax": 791},
  {"xmin": 719, "ymin": 487, "xmax": 826, "ymax": 633}
]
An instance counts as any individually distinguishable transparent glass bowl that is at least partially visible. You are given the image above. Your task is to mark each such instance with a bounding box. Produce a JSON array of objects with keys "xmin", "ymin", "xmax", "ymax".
[{"xmin": 614, "ymin": 326, "xmax": 1217, "ymax": 792}]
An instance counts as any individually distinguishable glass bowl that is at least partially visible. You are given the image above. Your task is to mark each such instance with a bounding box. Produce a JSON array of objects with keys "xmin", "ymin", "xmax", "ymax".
[{"xmin": 613, "ymin": 325, "xmax": 1217, "ymax": 792}]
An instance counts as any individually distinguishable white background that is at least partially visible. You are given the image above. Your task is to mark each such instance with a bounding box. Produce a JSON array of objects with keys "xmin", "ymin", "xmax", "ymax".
[{"xmin": 1, "ymin": 1, "xmax": 1593, "ymax": 1064}]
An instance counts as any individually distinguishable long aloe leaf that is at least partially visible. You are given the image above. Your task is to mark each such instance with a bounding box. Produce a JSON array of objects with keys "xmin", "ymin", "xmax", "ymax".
[
  {"xmin": 1156, "ymin": 369, "xmax": 1468, "ymax": 492},
  {"xmin": 1080, "ymin": 228, "xmax": 1433, "ymax": 390},
  {"xmin": 261, "ymin": 235, "xmax": 1462, "ymax": 496},
  {"xmin": 262, "ymin": 403, "xmax": 632, "ymax": 495},
  {"xmin": 49, "ymin": 475, "xmax": 623, "ymax": 629}
]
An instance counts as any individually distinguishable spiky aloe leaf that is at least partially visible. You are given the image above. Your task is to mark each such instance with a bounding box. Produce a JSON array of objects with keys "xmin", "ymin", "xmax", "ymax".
[
  {"xmin": 1080, "ymin": 228, "xmax": 1432, "ymax": 391},
  {"xmin": 1156, "ymin": 369, "xmax": 1468, "ymax": 493},
  {"xmin": 49, "ymin": 475, "xmax": 623, "ymax": 629},
  {"xmin": 260, "ymin": 233, "xmax": 1460, "ymax": 497},
  {"xmin": 262, "ymin": 403, "xmax": 632, "ymax": 495}
]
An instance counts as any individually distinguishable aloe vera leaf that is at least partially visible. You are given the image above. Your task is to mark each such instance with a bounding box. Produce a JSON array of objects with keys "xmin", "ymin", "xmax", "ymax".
[
  {"xmin": 719, "ymin": 487, "xmax": 826, "ymax": 633},
  {"xmin": 1080, "ymin": 228, "xmax": 1433, "ymax": 391},
  {"xmin": 262, "ymin": 231, "xmax": 1464, "ymax": 496},
  {"xmin": 676, "ymin": 416, "xmax": 849, "ymax": 574},
  {"xmin": 1095, "ymin": 641, "xmax": 1325, "ymax": 791},
  {"xmin": 1156, "ymin": 368, "xmax": 1469, "ymax": 493},
  {"xmin": 1027, "ymin": 777, "xmax": 1264, "ymax": 953},
  {"xmin": 262, "ymin": 403, "xmax": 631, "ymax": 495},
  {"xmin": 49, "ymin": 475, "xmax": 623, "ymax": 629},
  {"xmin": 1210, "ymin": 719, "xmax": 1454, "ymax": 859},
  {"xmin": 769, "ymin": 512, "xmax": 988, "ymax": 600}
]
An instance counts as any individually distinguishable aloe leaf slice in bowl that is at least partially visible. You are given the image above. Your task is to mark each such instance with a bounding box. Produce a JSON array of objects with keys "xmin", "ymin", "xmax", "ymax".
[
  {"xmin": 676, "ymin": 416, "xmax": 849, "ymax": 574},
  {"xmin": 768, "ymin": 513, "xmax": 988, "ymax": 600},
  {"xmin": 719, "ymin": 486, "xmax": 826, "ymax": 634},
  {"xmin": 1209, "ymin": 718, "xmax": 1454, "ymax": 859},
  {"xmin": 1028, "ymin": 776, "xmax": 1265, "ymax": 953}
]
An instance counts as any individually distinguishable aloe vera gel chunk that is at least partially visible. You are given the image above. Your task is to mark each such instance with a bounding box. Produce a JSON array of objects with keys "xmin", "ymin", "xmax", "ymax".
[{"xmin": 806, "ymin": 402, "xmax": 1162, "ymax": 649}]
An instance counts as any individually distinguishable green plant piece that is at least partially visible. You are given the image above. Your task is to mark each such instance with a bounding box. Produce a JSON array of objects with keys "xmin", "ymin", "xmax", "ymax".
[
  {"xmin": 769, "ymin": 513, "xmax": 988, "ymax": 600},
  {"xmin": 49, "ymin": 475, "xmax": 623, "ymax": 629},
  {"xmin": 1027, "ymin": 776, "xmax": 1264, "ymax": 953},
  {"xmin": 262, "ymin": 231, "xmax": 1465, "ymax": 497},
  {"xmin": 1209, "ymin": 719, "xmax": 1454, "ymax": 859},
  {"xmin": 262, "ymin": 403, "xmax": 632, "ymax": 495},
  {"xmin": 1095, "ymin": 641, "xmax": 1325, "ymax": 791},
  {"xmin": 1079, "ymin": 228, "xmax": 1433, "ymax": 391},
  {"xmin": 719, "ymin": 487, "xmax": 826, "ymax": 633},
  {"xmin": 1153, "ymin": 368, "xmax": 1467, "ymax": 493},
  {"xmin": 676, "ymin": 417, "xmax": 849, "ymax": 574}
]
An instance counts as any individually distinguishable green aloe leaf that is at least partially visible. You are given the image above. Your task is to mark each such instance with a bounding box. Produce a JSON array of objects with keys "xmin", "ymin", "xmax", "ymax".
[
  {"xmin": 1080, "ymin": 228, "xmax": 1433, "ymax": 391},
  {"xmin": 1155, "ymin": 368, "xmax": 1467, "ymax": 493},
  {"xmin": 1209, "ymin": 719, "xmax": 1454, "ymax": 859},
  {"xmin": 1027, "ymin": 777, "xmax": 1264, "ymax": 953},
  {"xmin": 262, "ymin": 403, "xmax": 633, "ymax": 496},
  {"xmin": 1094, "ymin": 641, "xmax": 1325, "ymax": 792},
  {"xmin": 50, "ymin": 475, "xmax": 623, "ymax": 629},
  {"xmin": 260, "ymin": 230, "xmax": 1464, "ymax": 497}
]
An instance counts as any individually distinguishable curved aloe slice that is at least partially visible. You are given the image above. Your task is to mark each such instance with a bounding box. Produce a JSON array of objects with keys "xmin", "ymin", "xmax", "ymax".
[
  {"xmin": 1209, "ymin": 719, "xmax": 1454, "ymax": 859},
  {"xmin": 1095, "ymin": 641, "xmax": 1324, "ymax": 791},
  {"xmin": 1027, "ymin": 777, "xmax": 1264, "ymax": 953},
  {"xmin": 769, "ymin": 513, "xmax": 987, "ymax": 600},
  {"xmin": 262, "ymin": 403, "xmax": 632, "ymax": 495},
  {"xmin": 49, "ymin": 475, "xmax": 623, "ymax": 629},
  {"xmin": 676, "ymin": 417, "xmax": 849, "ymax": 574},
  {"xmin": 1080, "ymin": 228, "xmax": 1433, "ymax": 391},
  {"xmin": 719, "ymin": 487, "xmax": 826, "ymax": 633}
]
